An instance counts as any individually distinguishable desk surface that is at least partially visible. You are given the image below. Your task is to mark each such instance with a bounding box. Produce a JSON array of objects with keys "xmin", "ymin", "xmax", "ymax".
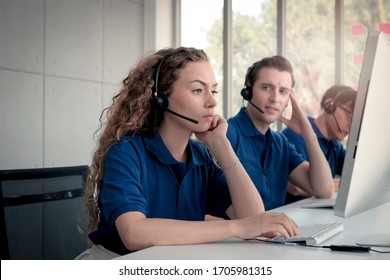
[{"xmin": 115, "ymin": 198, "xmax": 390, "ymax": 260}]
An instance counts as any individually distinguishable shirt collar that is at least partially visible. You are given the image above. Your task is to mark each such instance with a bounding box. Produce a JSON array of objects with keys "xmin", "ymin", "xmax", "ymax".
[
  {"xmin": 144, "ymin": 133, "xmax": 204, "ymax": 166},
  {"xmin": 236, "ymin": 107, "xmax": 275, "ymax": 142}
]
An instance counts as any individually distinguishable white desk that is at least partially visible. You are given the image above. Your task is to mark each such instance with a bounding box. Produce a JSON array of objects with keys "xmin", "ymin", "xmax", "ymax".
[{"xmin": 115, "ymin": 198, "xmax": 390, "ymax": 260}]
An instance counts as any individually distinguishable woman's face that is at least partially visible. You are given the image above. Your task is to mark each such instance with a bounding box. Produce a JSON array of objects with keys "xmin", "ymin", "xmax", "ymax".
[
  {"xmin": 165, "ymin": 61, "xmax": 218, "ymax": 131},
  {"xmin": 331, "ymin": 101, "xmax": 354, "ymax": 140}
]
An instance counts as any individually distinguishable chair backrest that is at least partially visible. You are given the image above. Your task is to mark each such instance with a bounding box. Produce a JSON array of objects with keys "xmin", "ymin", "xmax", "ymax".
[{"xmin": 0, "ymin": 165, "xmax": 89, "ymax": 260}]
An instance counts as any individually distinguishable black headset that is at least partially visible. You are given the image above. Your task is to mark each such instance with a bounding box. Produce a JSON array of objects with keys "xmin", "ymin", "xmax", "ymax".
[
  {"xmin": 152, "ymin": 52, "xmax": 193, "ymax": 220},
  {"xmin": 323, "ymin": 88, "xmax": 355, "ymax": 114},
  {"xmin": 241, "ymin": 86, "xmax": 253, "ymax": 101},
  {"xmin": 240, "ymin": 65, "xmax": 266, "ymax": 114},
  {"xmin": 152, "ymin": 53, "xmax": 171, "ymax": 109},
  {"xmin": 324, "ymin": 99, "xmax": 343, "ymax": 133},
  {"xmin": 324, "ymin": 101, "xmax": 336, "ymax": 114},
  {"xmin": 324, "ymin": 91, "xmax": 344, "ymax": 114},
  {"xmin": 241, "ymin": 64, "xmax": 255, "ymax": 100}
]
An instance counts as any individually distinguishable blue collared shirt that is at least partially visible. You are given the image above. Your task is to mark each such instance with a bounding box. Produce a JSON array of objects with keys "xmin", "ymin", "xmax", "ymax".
[
  {"xmin": 90, "ymin": 133, "xmax": 231, "ymax": 254},
  {"xmin": 227, "ymin": 107, "xmax": 305, "ymax": 210},
  {"xmin": 281, "ymin": 116, "xmax": 345, "ymax": 177}
]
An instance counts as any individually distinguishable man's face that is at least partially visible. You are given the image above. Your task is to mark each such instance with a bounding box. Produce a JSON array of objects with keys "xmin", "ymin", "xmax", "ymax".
[{"xmin": 250, "ymin": 67, "xmax": 293, "ymax": 124}]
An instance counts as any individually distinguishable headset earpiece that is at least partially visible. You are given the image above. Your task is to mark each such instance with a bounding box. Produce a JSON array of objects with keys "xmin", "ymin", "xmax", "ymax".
[
  {"xmin": 154, "ymin": 91, "xmax": 169, "ymax": 109},
  {"xmin": 324, "ymin": 101, "xmax": 336, "ymax": 114},
  {"xmin": 153, "ymin": 53, "xmax": 171, "ymax": 110},
  {"xmin": 241, "ymin": 86, "xmax": 253, "ymax": 101},
  {"xmin": 151, "ymin": 52, "xmax": 199, "ymax": 124}
]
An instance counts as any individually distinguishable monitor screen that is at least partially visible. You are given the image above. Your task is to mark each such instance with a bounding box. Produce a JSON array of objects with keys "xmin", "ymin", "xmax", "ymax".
[{"xmin": 334, "ymin": 31, "xmax": 390, "ymax": 218}]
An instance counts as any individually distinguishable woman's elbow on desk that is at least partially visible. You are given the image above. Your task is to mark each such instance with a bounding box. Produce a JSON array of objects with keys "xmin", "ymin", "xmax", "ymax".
[{"xmin": 115, "ymin": 212, "xmax": 154, "ymax": 251}]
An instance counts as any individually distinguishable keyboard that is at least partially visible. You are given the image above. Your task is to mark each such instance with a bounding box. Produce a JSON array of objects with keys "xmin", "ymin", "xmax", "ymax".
[{"xmin": 267, "ymin": 223, "xmax": 344, "ymax": 245}]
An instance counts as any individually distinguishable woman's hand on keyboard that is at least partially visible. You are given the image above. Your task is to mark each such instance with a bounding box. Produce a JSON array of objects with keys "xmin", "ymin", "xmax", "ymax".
[{"xmin": 233, "ymin": 212, "xmax": 299, "ymax": 240}]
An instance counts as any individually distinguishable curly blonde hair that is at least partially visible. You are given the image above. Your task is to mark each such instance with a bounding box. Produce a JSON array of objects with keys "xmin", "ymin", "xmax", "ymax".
[{"xmin": 83, "ymin": 47, "xmax": 208, "ymax": 232}]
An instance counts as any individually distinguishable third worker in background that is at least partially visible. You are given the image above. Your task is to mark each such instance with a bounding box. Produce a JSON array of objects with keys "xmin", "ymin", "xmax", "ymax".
[{"xmin": 282, "ymin": 85, "xmax": 357, "ymax": 204}]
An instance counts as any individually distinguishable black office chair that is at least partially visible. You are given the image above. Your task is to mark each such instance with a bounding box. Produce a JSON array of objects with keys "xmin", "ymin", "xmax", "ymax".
[{"xmin": 0, "ymin": 165, "xmax": 90, "ymax": 260}]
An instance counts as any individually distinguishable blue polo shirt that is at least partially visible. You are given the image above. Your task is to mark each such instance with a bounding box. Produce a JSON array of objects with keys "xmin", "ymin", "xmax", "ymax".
[
  {"xmin": 89, "ymin": 133, "xmax": 231, "ymax": 255},
  {"xmin": 281, "ymin": 116, "xmax": 345, "ymax": 177},
  {"xmin": 227, "ymin": 107, "xmax": 305, "ymax": 210}
]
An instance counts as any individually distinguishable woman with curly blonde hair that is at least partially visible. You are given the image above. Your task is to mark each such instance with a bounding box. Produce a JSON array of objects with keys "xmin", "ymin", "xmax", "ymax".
[{"xmin": 77, "ymin": 47, "xmax": 298, "ymax": 259}]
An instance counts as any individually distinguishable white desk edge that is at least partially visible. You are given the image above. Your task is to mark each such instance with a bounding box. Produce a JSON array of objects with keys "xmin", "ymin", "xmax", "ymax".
[{"xmin": 115, "ymin": 198, "xmax": 390, "ymax": 260}]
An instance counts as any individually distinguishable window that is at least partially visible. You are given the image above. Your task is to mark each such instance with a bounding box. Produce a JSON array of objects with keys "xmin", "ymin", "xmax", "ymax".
[
  {"xmin": 180, "ymin": 0, "xmax": 390, "ymax": 121},
  {"xmin": 180, "ymin": 0, "xmax": 224, "ymax": 115},
  {"xmin": 286, "ymin": 0, "xmax": 335, "ymax": 117},
  {"xmin": 231, "ymin": 0, "xmax": 277, "ymax": 115},
  {"xmin": 344, "ymin": 0, "xmax": 390, "ymax": 89}
]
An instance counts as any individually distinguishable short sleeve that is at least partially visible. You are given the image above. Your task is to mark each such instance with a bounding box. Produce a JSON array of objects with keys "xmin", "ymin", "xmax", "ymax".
[{"xmin": 100, "ymin": 140, "xmax": 147, "ymax": 226}]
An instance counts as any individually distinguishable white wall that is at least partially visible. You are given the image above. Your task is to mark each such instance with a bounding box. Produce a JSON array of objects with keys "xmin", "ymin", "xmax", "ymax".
[{"xmin": 0, "ymin": 0, "xmax": 175, "ymax": 169}]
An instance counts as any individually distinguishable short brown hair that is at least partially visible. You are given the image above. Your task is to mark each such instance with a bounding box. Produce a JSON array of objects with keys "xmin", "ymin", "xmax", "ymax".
[
  {"xmin": 244, "ymin": 55, "xmax": 295, "ymax": 88},
  {"xmin": 320, "ymin": 85, "xmax": 357, "ymax": 109}
]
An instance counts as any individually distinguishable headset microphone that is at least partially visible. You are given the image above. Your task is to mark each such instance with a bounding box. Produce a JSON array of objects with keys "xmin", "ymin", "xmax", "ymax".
[
  {"xmin": 332, "ymin": 113, "xmax": 342, "ymax": 133},
  {"xmin": 324, "ymin": 101, "xmax": 342, "ymax": 133},
  {"xmin": 164, "ymin": 108, "xmax": 199, "ymax": 124},
  {"xmin": 153, "ymin": 52, "xmax": 198, "ymax": 125},
  {"xmin": 241, "ymin": 86, "xmax": 264, "ymax": 114},
  {"xmin": 248, "ymin": 99, "xmax": 265, "ymax": 114}
]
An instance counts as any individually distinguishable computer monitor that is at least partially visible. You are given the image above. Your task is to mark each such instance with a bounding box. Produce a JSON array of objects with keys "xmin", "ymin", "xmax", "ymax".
[{"xmin": 334, "ymin": 31, "xmax": 390, "ymax": 218}]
